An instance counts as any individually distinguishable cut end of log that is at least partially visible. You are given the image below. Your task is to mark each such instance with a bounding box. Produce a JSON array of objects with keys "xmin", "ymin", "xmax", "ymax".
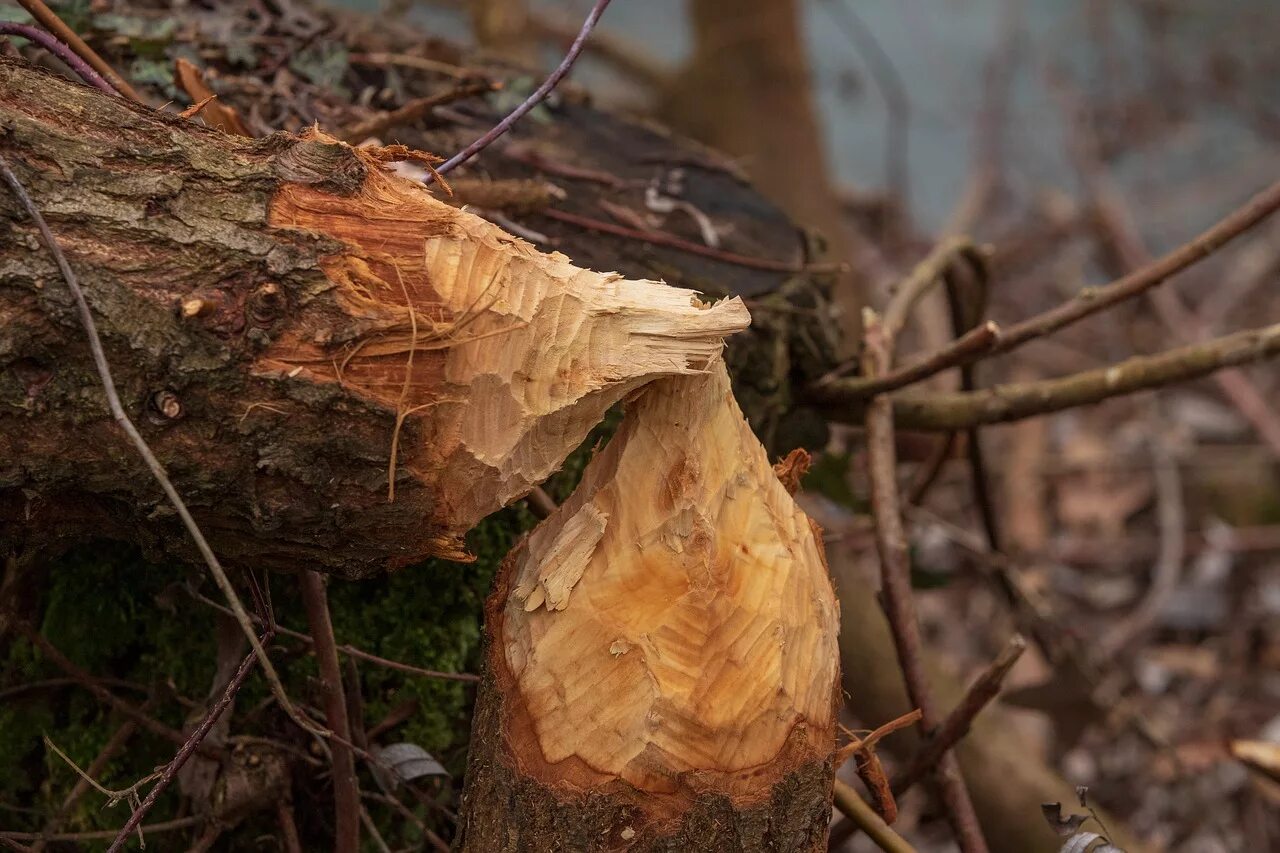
[
  {"xmin": 263, "ymin": 131, "xmax": 752, "ymax": 558},
  {"xmin": 0, "ymin": 53, "xmax": 754, "ymax": 579},
  {"xmin": 459, "ymin": 360, "xmax": 840, "ymax": 851}
]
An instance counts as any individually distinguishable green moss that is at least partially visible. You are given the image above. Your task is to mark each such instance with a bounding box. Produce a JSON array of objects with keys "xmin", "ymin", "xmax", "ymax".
[{"xmin": 0, "ymin": 420, "xmax": 613, "ymax": 843}]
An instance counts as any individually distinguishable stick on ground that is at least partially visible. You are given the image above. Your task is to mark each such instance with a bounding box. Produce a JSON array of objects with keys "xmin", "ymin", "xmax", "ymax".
[{"xmin": 863, "ymin": 309, "xmax": 989, "ymax": 853}]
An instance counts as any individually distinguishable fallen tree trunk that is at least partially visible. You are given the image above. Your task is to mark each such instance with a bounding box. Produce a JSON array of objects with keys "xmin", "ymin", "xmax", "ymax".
[
  {"xmin": 0, "ymin": 57, "xmax": 748, "ymax": 578},
  {"xmin": 456, "ymin": 361, "xmax": 840, "ymax": 852}
]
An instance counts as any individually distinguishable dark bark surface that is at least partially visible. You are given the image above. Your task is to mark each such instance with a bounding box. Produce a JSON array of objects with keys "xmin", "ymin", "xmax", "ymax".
[{"xmin": 0, "ymin": 57, "xmax": 834, "ymax": 579}]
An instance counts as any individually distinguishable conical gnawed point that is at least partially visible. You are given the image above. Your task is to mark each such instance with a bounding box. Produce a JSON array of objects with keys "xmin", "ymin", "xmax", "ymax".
[
  {"xmin": 458, "ymin": 359, "xmax": 841, "ymax": 852},
  {"xmin": 265, "ymin": 132, "xmax": 753, "ymax": 559}
]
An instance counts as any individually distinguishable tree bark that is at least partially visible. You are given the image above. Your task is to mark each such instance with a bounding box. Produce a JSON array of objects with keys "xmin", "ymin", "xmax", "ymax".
[
  {"xmin": 456, "ymin": 361, "xmax": 840, "ymax": 852},
  {"xmin": 0, "ymin": 57, "xmax": 748, "ymax": 578}
]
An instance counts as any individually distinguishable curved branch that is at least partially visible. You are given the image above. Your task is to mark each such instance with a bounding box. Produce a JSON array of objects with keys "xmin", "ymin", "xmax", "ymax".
[
  {"xmin": 883, "ymin": 321, "xmax": 1280, "ymax": 430},
  {"xmin": 994, "ymin": 177, "xmax": 1280, "ymax": 353}
]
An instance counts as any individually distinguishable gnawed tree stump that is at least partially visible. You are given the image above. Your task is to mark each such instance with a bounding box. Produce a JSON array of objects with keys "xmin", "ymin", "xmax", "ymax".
[
  {"xmin": 457, "ymin": 361, "xmax": 840, "ymax": 852},
  {"xmin": 0, "ymin": 57, "xmax": 747, "ymax": 577}
]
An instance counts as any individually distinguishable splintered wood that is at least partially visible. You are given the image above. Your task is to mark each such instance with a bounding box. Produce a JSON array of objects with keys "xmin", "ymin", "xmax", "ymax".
[
  {"xmin": 460, "ymin": 361, "xmax": 841, "ymax": 851},
  {"xmin": 265, "ymin": 133, "xmax": 749, "ymax": 558}
]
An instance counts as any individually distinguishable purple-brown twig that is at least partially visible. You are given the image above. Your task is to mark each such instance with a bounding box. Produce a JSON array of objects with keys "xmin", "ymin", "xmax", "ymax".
[
  {"xmin": 428, "ymin": 0, "xmax": 612, "ymax": 180},
  {"xmin": 299, "ymin": 570, "xmax": 361, "ymax": 853},
  {"xmin": 14, "ymin": 0, "xmax": 142, "ymax": 103},
  {"xmin": 863, "ymin": 309, "xmax": 989, "ymax": 853},
  {"xmin": 104, "ymin": 632, "xmax": 272, "ymax": 853},
  {"xmin": 0, "ymin": 23, "xmax": 116, "ymax": 96},
  {"xmin": 892, "ymin": 634, "xmax": 1027, "ymax": 796}
]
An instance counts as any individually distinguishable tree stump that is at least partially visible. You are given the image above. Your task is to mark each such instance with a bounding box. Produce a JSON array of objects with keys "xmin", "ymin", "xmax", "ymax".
[{"xmin": 457, "ymin": 362, "xmax": 840, "ymax": 852}]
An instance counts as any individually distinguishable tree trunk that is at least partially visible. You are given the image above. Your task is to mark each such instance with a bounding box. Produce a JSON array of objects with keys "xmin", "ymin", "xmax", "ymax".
[
  {"xmin": 0, "ymin": 57, "xmax": 748, "ymax": 578},
  {"xmin": 456, "ymin": 361, "xmax": 841, "ymax": 852}
]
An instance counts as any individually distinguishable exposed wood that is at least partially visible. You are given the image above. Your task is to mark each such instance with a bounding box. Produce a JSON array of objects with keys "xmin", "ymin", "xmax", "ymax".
[
  {"xmin": 0, "ymin": 57, "xmax": 748, "ymax": 578},
  {"xmin": 457, "ymin": 360, "xmax": 840, "ymax": 852}
]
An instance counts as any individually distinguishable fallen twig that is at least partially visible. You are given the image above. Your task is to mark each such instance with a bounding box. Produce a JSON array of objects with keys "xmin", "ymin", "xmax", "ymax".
[
  {"xmin": 14, "ymin": 0, "xmax": 141, "ymax": 102},
  {"xmin": 104, "ymin": 632, "xmax": 272, "ymax": 853},
  {"xmin": 299, "ymin": 571, "xmax": 361, "ymax": 853},
  {"xmin": 0, "ymin": 23, "xmax": 115, "ymax": 95},
  {"xmin": 862, "ymin": 309, "xmax": 988, "ymax": 853}
]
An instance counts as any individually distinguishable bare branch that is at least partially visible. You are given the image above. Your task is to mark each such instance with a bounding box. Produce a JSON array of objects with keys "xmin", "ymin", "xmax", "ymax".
[
  {"xmin": 812, "ymin": 321, "xmax": 1000, "ymax": 404},
  {"xmin": 14, "ymin": 0, "xmax": 141, "ymax": 102},
  {"xmin": 186, "ymin": 586, "xmax": 480, "ymax": 683},
  {"xmin": 892, "ymin": 634, "xmax": 1027, "ymax": 795},
  {"xmin": 994, "ymin": 177, "xmax": 1280, "ymax": 354},
  {"xmin": 862, "ymin": 310, "xmax": 989, "ymax": 853},
  {"xmin": 105, "ymin": 634, "xmax": 270, "ymax": 853},
  {"xmin": 0, "ymin": 23, "xmax": 115, "ymax": 95},
  {"xmin": 832, "ymin": 779, "xmax": 917, "ymax": 853},
  {"xmin": 299, "ymin": 571, "xmax": 361, "ymax": 853},
  {"xmin": 885, "ymin": 321, "xmax": 1280, "ymax": 430},
  {"xmin": 430, "ymin": 0, "xmax": 612, "ymax": 179}
]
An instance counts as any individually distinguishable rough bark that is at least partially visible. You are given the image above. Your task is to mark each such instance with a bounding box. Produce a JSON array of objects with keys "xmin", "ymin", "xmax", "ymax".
[
  {"xmin": 456, "ymin": 361, "xmax": 840, "ymax": 852},
  {"xmin": 0, "ymin": 57, "xmax": 748, "ymax": 578}
]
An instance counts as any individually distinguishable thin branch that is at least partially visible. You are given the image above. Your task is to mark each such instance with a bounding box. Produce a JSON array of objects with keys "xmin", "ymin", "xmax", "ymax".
[
  {"xmin": 862, "ymin": 309, "xmax": 988, "ymax": 853},
  {"xmin": 340, "ymin": 81, "xmax": 498, "ymax": 143},
  {"xmin": 277, "ymin": 799, "xmax": 303, "ymax": 853},
  {"xmin": 105, "ymin": 633, "xmax": 271, "ymax": 853},
  {"xmin": 540, "ymin": 207, "xmax": 840, "ymax": 274},
  {"xmin": 299, "ymin": 571, "xmax": 361, "ymax": 853},
  {"xmin": 33, "ymin": 716, "xmax": 143, "ymax": 853},
  {"xmin": 1, "ymin": 817, "xmax": 204, "ymax": 844},
  {"xmin": 885, "ymin": 320, "xmax": 1280, "ymax": 430},
  {"xmin": 525, "ymin": 9, "xmax": 671, "ymax": 91},
  {"xmin": 14, "ymin": 0, "xmax": 142, "ymax": 102},
  {"xmin": 943, "ymin": 266, "xmax": 1002, "ymax": 552},
  {"xmin": 18, "ymin": 626, "xmax": 214, "ymax": 757},
  {"xmin": 812, "ymin": 321, "xmax": 999, "ymax": 403},
  {"xmin": 429, "ymin": 0, "xmax": 612, "ymax": 179},
  {"xmin": 892, "ymin": 634, "xmax": 1027, "ymax": 796},
  {"xmin": 820, "ymin": 238, "xmax": 986, "ymax": 385},
  {"xmin": 42, "ymin": 735, "xmax": 157, "ymax": 810},
  {"xmin": 992, "ymin": 176, "xmax": 1280, "ymax": 354},
  {"xmin": 831, "ymin": 779, "xmax": 917, "ymax": 853},
  {"xmin": 0, "ymin": 23, "xmax": 116, "ymax": 95},
  {"xmin": 186, "ymin": 586, "xmax": 479, "ymax": 683},
  {"xmin": 0, "ymin": 154, "xmax": 323, "ymax": 742}
]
